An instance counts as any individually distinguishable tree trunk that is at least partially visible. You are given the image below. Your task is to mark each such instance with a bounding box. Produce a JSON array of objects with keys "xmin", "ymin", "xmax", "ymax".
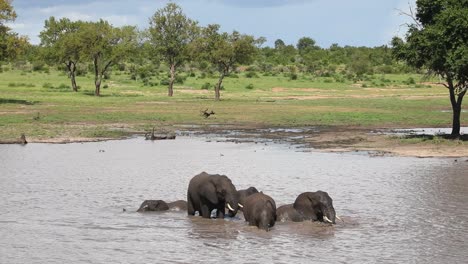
[
  {"xmin": 66, "ymin": 61, "xmax": 78, "ymax": 92},
  {"xmin": 94, "ymin": 56, "xmax": 101, "ymax": 96},
  {"xmin": 448, "ymin": 80, "xmax": 466, "ymax": 138},
  {"xmin": 168, "ymin": 64, "xmax": 175, "ymax": 97},
  {"xmin": 215, "ymin": 72, "xmax": 225, "ymax": 101}
]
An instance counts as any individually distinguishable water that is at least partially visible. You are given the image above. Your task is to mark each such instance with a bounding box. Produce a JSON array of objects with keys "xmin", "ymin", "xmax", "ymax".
[{"xmin": 1, "ymin": 137, "xmax": 467, "ymax": 263}]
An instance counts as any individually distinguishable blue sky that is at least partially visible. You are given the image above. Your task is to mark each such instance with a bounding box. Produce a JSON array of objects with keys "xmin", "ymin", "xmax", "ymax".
[{"xmin": 8, "ymin": 0, "xmax": 416, "ymax": 47}]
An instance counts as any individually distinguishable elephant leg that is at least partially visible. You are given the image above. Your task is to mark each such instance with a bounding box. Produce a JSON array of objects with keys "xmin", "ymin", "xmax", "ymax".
[
  {"xmin": 187, "ymin": 196, "xmax": 195, "ymax": 215},
  {"xmin": 200, "ymin": 204, "xmax": 211, "ymax": 218}
]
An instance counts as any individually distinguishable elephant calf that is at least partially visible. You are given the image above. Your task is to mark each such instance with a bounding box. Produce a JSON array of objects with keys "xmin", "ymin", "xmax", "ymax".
[
  {"xmin": 137, "ymin": 200, "xmax": 187, "ymax": 212},
  {"xmin": 242, "ymin": 192, "xmax": 277, "ymax": 231},
  {"xmin": 237, "ymin": 186, "xmax": 259, "ymax": 210}
]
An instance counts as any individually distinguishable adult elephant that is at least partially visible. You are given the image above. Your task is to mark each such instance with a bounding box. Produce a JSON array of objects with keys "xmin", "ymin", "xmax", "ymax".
[
  {"xmin": 137, "ymin": 200, "xmax": 187, "ymax": 212},
  {"xmin": 187, "ymin": 172, "xmax": 240, "ymax": 218},
  {"xmin": 277, "ymin": 191, "xmax": 340, "ymax": 224},
  {"xmin": 237, "ymin": 187, "xmax": 259, "ymax": 210},
  {"xmin": 243, "ymin": 192, "xmax": 277, "ymax": 231}
]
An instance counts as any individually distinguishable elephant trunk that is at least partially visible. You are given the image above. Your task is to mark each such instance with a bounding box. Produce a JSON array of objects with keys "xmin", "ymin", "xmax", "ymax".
[
  {"xmin": 225, "ymin": 193, "xmax": 240, "ymax": 217},
  {"xmin": 322, "ymin": 206, "xmax": 336, "ymax": 224}
]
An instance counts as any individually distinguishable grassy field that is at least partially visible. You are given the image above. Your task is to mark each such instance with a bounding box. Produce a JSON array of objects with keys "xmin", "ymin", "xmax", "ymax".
[{"xmin": 0, "ymin": 67, "xmax": 464, "ymax": 141}]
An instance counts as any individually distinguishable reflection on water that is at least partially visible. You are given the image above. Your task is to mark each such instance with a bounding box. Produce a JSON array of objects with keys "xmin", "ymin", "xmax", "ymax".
[{"xmin": 0, "ymin": 137, "xmax": 467, "ymax": 263}]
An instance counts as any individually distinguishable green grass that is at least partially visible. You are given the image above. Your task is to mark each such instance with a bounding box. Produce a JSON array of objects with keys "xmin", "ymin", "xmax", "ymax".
[{"xmin": 0, "ymin": 69, "xmax": 464, "ymax": 141}]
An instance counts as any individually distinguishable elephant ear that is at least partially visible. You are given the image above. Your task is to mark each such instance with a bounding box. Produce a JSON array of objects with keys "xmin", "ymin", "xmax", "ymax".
[{"xmin": 200, "ymin": 180, "xmax": 219, "ymax": 204}]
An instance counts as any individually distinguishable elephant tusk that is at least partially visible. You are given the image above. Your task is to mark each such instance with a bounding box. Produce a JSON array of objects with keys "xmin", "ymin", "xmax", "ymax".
[
  {"xmin": 323, "ymin": 216, "xmax": 333, "ymax": 223},
  {"xmin": 227, "ymin": 203, "xmax": 234, "ymax": 211},
  {"xmin": 238, "ymin": 203, "xmax": 244, "ymax": 208},
  {"xmin": 336, "ymin": 215, "xmax": 343, "ymax": 222}
]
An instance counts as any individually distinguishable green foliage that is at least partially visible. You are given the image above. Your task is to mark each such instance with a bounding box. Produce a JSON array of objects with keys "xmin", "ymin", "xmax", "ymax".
[
  {"xmin": 245, "ymin": 83, "xmax": 254, "ymax": 89},
  {"xmin": 201, "ymin": 82, "xmax": 211, "ymax": 90},
  {"xmin": 391, "ymin": 0, "xmax": 467, "ymax": 136}
]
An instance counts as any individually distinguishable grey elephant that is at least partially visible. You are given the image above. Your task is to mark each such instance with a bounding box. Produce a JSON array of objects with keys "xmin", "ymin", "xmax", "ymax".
[
  {"xmin": 137, "ymin": 200, "xmax": 187, "ymax": 212},
  {"xmin": 243, "ymin": 192, "xmax": 277, "ymax": 231},
  {"xmin": 277, "ymin": 191, "xmax": 340, "ymax": 224},
  {"xmin": 237, "ymin": 187, "xmax": 259, "ymax": 210},
  {"xmin": 187, "ymin": 172, "xmax": 240, "ymax": 218}
]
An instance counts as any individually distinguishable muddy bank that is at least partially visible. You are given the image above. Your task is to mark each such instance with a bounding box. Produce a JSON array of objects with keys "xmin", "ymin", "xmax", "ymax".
[{"xmin": 2, "ymin": 124, "xmax": 466, "ymax": 158}]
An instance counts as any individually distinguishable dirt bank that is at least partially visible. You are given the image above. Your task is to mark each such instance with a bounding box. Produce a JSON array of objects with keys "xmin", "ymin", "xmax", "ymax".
[{"xmin": 3, "ymin": 124, "xmax": 466, "ymax": 158}]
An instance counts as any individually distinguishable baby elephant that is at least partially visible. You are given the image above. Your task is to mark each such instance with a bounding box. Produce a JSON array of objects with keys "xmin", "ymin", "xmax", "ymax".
[
  {"xmin": 243, "ymin": 192, "xmax": 277, "ymax": 231},
  {"xmin": 137, "ymin": 200, "xmax": 187, "ymax": 212}
]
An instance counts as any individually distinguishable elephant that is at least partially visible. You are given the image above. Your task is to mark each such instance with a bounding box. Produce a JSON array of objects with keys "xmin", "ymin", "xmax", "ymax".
[
  {"xmin": 242, "ymin": 192, "xmax": 277, "ymax": 231},
  {"xmin": 187, "ymin": 172, "xmax": 240, "ymax": 219},
  {"xmin": 137, "ymin": 200, "xmax": 187, "ymax": 212},
  {"xmin": 277, "ymin": 191, "xmax": 339, "ymax": 224},
  {"xmin": 237, "ymin": 187, "xmax": 259, "ymax": 210}
]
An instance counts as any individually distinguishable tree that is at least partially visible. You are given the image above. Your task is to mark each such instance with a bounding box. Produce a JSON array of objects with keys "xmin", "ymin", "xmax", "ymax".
[
  {"xmin": 274, "ymin": 39, "xmax": 285, "ymax": 49},
  {"xmin": 149, "ymin": 3, "xmax": 198, "ymax": 97},
  {"xmin": 297, "ymin": 37, "xmax": 319, "ymax": 55},
  {"xmin": 80, "ymin": 20, "xmax": 137, "ymax": 96},
  {"xmin": 0, "ymin": 0, "xmax": 28, "ymax": 62},
  {"xmin": 392, "ymin": 0, "xmax": 467, "ymax": 137},
  {"xmin": 194, "ymin": 24, "xmax": 257, "ymax": 100},
  {"xmin": 40, "ymin": 17, "xmax": 83, "ymax": 91}
]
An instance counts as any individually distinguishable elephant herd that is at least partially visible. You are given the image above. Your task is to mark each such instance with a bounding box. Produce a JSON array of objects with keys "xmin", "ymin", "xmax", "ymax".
[{"xmin": 137, "ymin": 172, "xmax": 341, "ymax": 231}]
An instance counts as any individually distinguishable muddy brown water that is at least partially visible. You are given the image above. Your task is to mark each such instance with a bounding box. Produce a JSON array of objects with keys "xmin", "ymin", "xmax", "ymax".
[{"xmin": 1, "ymin": 137, "xmax": 467, "ymax": 263}]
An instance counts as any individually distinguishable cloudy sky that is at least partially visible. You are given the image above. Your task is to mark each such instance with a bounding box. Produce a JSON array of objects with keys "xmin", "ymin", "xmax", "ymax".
[{"xmin": 8, "ymin": 0, "xmax": 415, "ymax": 47}]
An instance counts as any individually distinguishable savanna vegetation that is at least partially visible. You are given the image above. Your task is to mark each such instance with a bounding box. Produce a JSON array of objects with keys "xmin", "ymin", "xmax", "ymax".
[{"xmin": 0, "ymin": 0, "xmax": 466, "ymax": 146}]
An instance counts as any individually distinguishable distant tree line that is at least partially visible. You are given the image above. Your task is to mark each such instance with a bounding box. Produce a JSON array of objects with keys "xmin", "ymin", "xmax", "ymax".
[
  {"xmin": 1, "ymin": 1, "xmax": 466, "ymax": 137},
  {"xmin": 1, "ymin": 2, "xmax": 413, "ymax": 99}
]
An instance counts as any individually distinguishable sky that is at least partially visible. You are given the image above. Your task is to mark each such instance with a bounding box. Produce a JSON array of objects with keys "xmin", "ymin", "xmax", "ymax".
[{"xmin": 7, "ymin": 0, "xmax": 416, "ymax": 47}]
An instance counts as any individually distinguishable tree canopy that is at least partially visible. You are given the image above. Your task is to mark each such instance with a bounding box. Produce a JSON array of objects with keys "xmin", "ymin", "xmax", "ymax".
[{"xmin": 0, "ymin": 0, "xmax": 28, "ymax": 62}]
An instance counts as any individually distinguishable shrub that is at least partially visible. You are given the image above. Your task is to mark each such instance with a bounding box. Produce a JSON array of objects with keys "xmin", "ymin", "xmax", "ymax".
[
  {"xmin": 32, "ymin": 61, "xmax": 46, "ymax": 72},
  {"xmin": 361, "ymin": 83, "xmax": 368, "ymax": 88},
  {"xmin": 245, "ymin": 83, "xmax": 254, "ymax": 89},
  {"xmin": 160, "ymin": 78, "xmax": 170, "ymax": 85},
  {"xmin": 245, "ymin": 71, "xmax": 259, "ymax": 78},
  {"xmin": 406, "ymin": 77, "xmax": 416, "ymax": 85},
  {"xmin": 58, "ymin": 83, "xmax": 69, "ymax": 89},
  {"xmin": 103, "ymin": 84, "xmax": 109, "ymax": 89},
  {"xmin": 8, "ymin": 83, "xmax": 16, "ymax": 87},
  {"xmin": 175, "ymin": 75, "xmax": 186, "ymax": 84},
  {"xmin": 201, "ymin": 82, "xmax": 211, "ymax": 90},
  {"xmin": 290, "ymin": 73, "xmax": 298, "ymax": 80},
  {"xmin": 227, "ymin": 73, "xmax": 239, "ymax": 78},
  {"xmin": 43, "ymin": 83, "xmax": 54, "ymax": 89}
]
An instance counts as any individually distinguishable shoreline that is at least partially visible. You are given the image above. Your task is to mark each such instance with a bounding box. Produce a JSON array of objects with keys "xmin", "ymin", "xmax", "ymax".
[{"xmin": 2, "ymin": 124, "xmax": 466, "ymax": 158}]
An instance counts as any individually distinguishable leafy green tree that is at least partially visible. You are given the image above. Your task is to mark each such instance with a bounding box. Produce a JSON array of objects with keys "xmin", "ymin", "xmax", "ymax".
[
  {"xmin": 274, "ymin": 39, "xmax": 285, "ymax": 49},
  {"xmin": 194, "ymin": 24, "xmax": 257, "ymax": 100},
  {"xmin": 297, "ymin": 37, "xmax": 319, "ymax": 55},
  {"xmin": 149, "ymin": 3, "xmax": 198, "ymax": 97},
  {"xmin": 40, "ymin": 17, "xmax": 83, "ymax": 91},
  {"xmin": 392, "ymin": 0, "xmax": 467, "ymax": 137},
  {"xmin": 0, "ymin": 0, "xmax": 28, "ymax": 62},
  {"xmin": 80, "ymin": 20, "xmax": 137, "ymax": 96}
]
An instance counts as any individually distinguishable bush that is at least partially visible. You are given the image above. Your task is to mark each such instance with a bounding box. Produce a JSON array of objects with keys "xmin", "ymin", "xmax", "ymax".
[
  {"xmin": 160, "ymin": 78, "xmax": 170, "ymax": 86},
  {"xmin": 43, "ymin": 83, "xmax": 54, "ymax": 89},
  {"xmin": 227, "ymin": 73, "xmax": 239, "ymax": 78},
  {"xmin": 175, "ymin": 75, "xmax": 186, "ymax": 84},
  {"xmin": 405, "ymin": 77, "xmax": 416, "ymax": 85},
  {"xmin": 245, "ymin": 71, "xmax": 259, "ymax": 78},
  {"xmin": 103, "ymin": 84, "xmax": 109, "ymax": 89},
  {"xmin": 361, "ymin": 83, "xmax": 368, "ymax": 88},
  {"xmin": 32, "ymin": 61, "xmax": 46, "ymax": 72},
  {"xmin": 201, "ymin": 82, "xmax": 211, "ymax": 90},
  {"xmin": 8, "ymin": 83, "xmax": 16, "ymax": 87},
  {"xmin": 189, "ymin": 72, "xmax": 196, "ymax": 77},
  {"xmin": 245, "ymin": 83, "xmax": 254, "ymax": 89},
  {"xmin": 290, "ymin": 73, "xmax": 298, "ymax": 80},
  {"xmin": 58, "ymin": 83, "xmax": 69, "ymax": 89}
]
